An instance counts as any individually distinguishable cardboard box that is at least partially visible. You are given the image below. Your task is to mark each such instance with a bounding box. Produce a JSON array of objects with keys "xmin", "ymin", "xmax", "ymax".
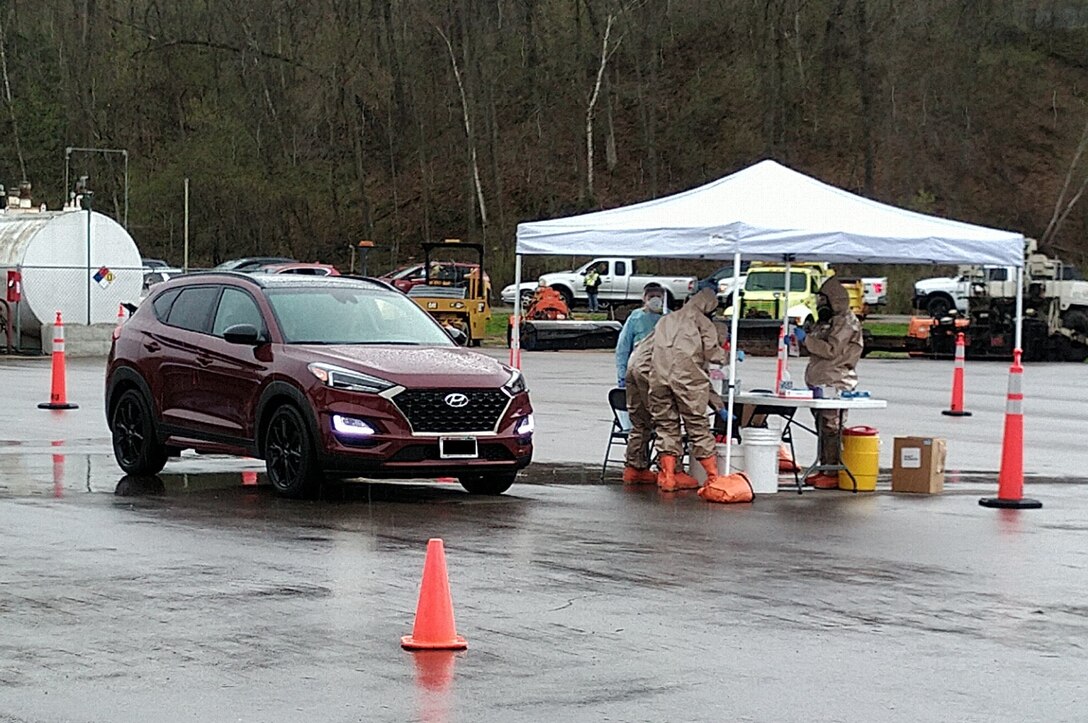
[{"xmin": 892, "ymin": 437, "xmax": 947, "ymax": 494}]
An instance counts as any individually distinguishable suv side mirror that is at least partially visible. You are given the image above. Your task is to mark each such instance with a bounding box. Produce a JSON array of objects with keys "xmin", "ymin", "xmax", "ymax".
[
  {"xmin": 223, "ymin": 323, "xmax": 263, "ymax": 345},
  {"xmin": 446, "ymin": 326, "xmax": 468, "ymax": 346}
]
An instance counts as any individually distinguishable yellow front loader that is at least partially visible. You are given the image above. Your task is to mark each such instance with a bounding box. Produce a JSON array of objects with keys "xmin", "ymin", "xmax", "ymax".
[{"xmin": 406, "ymin": 239, "xmax": 490, "ymax": 346}]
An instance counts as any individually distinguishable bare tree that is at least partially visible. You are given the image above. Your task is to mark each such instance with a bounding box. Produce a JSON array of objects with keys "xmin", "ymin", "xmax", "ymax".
[
  {"xmin": 0, "ymin": 13, "xmax": 26, "ymax": 182},
  {"xmin": 586, "ymin": 13, "xmax": 617, "ymax": 200},
  {"xmin": 436, "ymin": 24, "xmax": 488, "ymax": 234},
  {"xmin": 1041, "ymin": 116, "xmax": 1088, "ymax": 249}
]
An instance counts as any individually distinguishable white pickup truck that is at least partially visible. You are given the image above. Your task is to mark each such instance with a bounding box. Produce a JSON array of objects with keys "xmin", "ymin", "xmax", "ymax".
[
  {"xmin": 500, "ymin": 257, "xmax": 697, "ymax": 309},
  {"xmin": 914, "ymin": 266, "xmax": 1014, "ymax": 317}
]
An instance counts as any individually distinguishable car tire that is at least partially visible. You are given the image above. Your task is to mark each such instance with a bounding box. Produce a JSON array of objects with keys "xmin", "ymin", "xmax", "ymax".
[
  {"xmin": 111, "ymin": 388, "xmax": 169, "ymax": 476},
  {"xmin": 925, "ymin": 294, "xmax": 954, "ymax": 318},
  {"xmin": 552, "ymin": 285, "xmax": 574, "ymax": 310},
  {"xmin": 459, "ymin": 471, "xmax": 516, "ymax": 496},
  {"xmin": 1063, "ymin": 308, "xmax": 1088, "ymax": 334},
  {"xmin": 263, "ymin": 404, "xmax": 322, "ymax": 498}
]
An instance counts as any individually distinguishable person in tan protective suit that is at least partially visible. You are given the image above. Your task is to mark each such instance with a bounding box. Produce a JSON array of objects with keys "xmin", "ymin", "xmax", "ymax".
[
  {"xmin": 799, "ymin": 277, "xmax": 864, "ymax": 489},
  {"xmin": 621, "ymin": 330, "xmax": 659, "ymax": 484},
  {"xmin": 648, "ymin": 287, "xmax": 727, "ymax": 491}
]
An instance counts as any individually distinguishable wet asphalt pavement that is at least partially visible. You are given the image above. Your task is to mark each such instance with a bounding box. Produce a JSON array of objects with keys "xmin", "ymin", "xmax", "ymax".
[
  {"xmin": 2, "ymin": 356, "xmax": 1088, "ymax": 721},
  {"xmin": 2, "ymin": 453, "xmax": 1087, "ymax": 722}
]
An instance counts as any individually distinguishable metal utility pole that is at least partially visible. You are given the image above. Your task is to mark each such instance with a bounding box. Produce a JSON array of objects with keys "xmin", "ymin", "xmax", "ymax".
[
  {"xmin": 77, "ymin": 176, "xmax": 93, "ymax": 325},
  {"xmin": 183, "ymin": 178, "xmax": 190, "ymax": 273},
  {"xmin": 65, "ymin": 146, "xmax": 128, "ymax": 227}
]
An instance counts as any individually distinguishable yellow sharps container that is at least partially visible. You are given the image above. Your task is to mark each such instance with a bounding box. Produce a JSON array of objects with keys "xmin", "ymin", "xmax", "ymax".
[{"xmin": 839, "ymin": 426, "xmax": 880, "ymax": 491}]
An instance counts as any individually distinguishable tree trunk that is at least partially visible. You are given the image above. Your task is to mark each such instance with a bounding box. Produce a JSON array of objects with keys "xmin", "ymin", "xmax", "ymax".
[
  {"xmin": 436, "ymin": 25, "xmax": 488, "ymax": 235},
  {"xmin": 855, "ymin": 0, "xmax": 874, "ymax": 195},
  {"xmin": 585, "ymin": 15, "xmax": 615, "ymax": 202}
]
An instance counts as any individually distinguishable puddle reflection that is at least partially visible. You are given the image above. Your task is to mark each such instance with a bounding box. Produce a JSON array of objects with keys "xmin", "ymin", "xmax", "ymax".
[{"xmin": 411, "ymin": 651, "xmax": 459, "ymax": 723}]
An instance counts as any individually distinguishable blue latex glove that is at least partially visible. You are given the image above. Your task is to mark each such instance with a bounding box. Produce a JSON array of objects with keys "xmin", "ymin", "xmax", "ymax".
[
  {"xmin": 792, "ymin": 326, "xmax": 807, "ymax": 343},
  {"xmin": 737, "ymin": 350, "xmax": 746, "ymax": 362},
  {"xmin": 617, "ymin": 377, "xmax": 626, "ymax": 389},
  {"xmin": 717, "ymin": 409, "xmax": 732, "ymax": 422}
]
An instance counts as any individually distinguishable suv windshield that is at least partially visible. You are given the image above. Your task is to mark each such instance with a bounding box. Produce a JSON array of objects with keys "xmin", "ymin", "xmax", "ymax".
[
  {"xmin": 266, "ymin": 288, "xmax": 454, "ymax": 346},
  {"xmin": 745, "ymin": 271, "xmax": 808, "ymax": 293}
]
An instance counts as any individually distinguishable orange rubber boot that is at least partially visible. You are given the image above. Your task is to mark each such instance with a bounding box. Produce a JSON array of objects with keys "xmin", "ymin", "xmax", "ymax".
[
  {"xmin": 656, "ymin": 455, "xmax": 677, "ymax": 490},
  {"xmin": 658, "ymin": 455, "xmax": 699, "ymax": 491},
  {"xmin": 778, "ymin": 445, "xmax": 799, "ymax": 473},
  {"xmin": 673, "ymin": 471, "xmax": 702, "ymax": 489},
  {"xmin": 623, "ymin": 466, "xmax": 658, "ymax": 485},
  {"xmin": 698, "ymin": 457, "xmax": 720, "ymax": 488},
  {"xmin": 806, "ymin": 472, "xmax": 840, "ymax": 489}
]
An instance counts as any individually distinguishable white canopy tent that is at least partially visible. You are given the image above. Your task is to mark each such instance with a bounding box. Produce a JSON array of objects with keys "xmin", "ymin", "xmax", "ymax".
[
  {"xmin": 511, "ymin": 159, "xmax": 1026, "ymax": 482},
  {"xmin": 516, "ymin": 159, "xmax": 1024, "ymax": 265}
]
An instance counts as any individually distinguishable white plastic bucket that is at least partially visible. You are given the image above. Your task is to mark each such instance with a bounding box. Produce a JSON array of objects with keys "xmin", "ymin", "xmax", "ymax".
[
  {"xmin": 689, "ymin": 443, "xmax": 745, "ymax": 484},
  {"xmin": 743, "ymin": 428, "xmax": 781, "ymax": 494}
]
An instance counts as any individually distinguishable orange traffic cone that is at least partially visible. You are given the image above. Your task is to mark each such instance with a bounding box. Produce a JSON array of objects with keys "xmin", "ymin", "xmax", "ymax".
[
  {"xmin": 401, "ymin": 539, "xmax": 468, "ymax": 650},
  {"xmin": 980, "ymin": 350, "xmax": 1041, "ymax": 509},
  {"xmin": 941, "ymin": 332, "xmax": 972, "ymax": 417},
  {"xmin": 38, "ymin": 311, "xmax": 78, "ymax": 410}
]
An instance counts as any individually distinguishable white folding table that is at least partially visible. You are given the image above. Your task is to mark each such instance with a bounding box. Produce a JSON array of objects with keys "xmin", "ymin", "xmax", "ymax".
[{"xmin": 732, "ymin": 393, "xmax": 888, "ymax": 494}]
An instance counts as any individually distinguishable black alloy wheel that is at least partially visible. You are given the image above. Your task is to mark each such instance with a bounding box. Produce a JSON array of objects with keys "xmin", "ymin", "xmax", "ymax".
[
  {"xmin": 111, "ymin": 389, "xmax": 168, "ymax": 475},
  {"xmin": 264, "ymin": 404, "xmax": 321, "ymax": 498}
]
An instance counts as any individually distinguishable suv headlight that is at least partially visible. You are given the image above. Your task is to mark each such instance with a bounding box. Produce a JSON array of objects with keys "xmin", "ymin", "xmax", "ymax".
[
  {"xmin": 502, "ymin": 368, "xmax": 527, "ymax": 395},
  {"xmin": 308, "ymin": 363, "xmax": 394, "ymax": 394}
]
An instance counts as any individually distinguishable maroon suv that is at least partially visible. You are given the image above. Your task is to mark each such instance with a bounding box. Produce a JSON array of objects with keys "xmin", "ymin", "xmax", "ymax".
[{"xmin": 106, "ymin": 273, "xmax": 533, "ymax": 496}]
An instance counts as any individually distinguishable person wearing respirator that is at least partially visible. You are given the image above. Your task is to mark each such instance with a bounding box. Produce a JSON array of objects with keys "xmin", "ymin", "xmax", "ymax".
[
  {"xmin": 792, "ymin": 277, "xmax": 864, "ymax": 489},
  {"xmin": 615, "ymin": 283, "xmax": 667, "ymax": 388}
]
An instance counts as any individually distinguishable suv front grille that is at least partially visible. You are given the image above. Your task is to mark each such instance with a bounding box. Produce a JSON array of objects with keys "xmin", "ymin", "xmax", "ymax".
[{"xmin": 393, "ymin": 389, "xmax": 510, "ymax": 434}]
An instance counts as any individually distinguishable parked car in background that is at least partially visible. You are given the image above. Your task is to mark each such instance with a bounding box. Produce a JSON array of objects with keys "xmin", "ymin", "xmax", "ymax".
[
  {"xmin": 379, "ymin": 262, "xmax": 488, "ymax": 294},
  {"xmin": 500, "ymin": 257, "xmax": 696, "ymax": 309},
  {"xmin": 214, "ymin": 256, "xmax": 296, "ymax": 272},
  {"xmin": 106, "ymin": 273, "xmax": 533, "ymax": 498},
  {"xmin": 142, "ymin": 258, "xmax": 170, "ymax": 270},
  {"xmin": 257, "ymin": 262, "xmax": 341, "ymax": 276},
  {"xmin": 142, "ymin": 270, "xmax": 175, "ymax": 295}
]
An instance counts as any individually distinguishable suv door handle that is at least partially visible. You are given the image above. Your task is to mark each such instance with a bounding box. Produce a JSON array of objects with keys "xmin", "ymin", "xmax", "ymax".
[
  {"xmin": 143, "ymin": 341, "xmax": 161, "ymax": 352},
  {"xmin": 195, "ymin": 355, "xmax": 212, "ymax": 368}
]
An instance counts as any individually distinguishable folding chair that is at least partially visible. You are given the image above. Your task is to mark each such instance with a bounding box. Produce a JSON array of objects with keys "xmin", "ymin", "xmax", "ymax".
[{"xmin": 601, "ymin": 387, "xmax": 633, "ymax": 481}]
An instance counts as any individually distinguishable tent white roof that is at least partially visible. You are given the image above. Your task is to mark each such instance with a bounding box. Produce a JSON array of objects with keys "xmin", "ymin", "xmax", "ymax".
[{"xmin": 515, "ymin": 160, "xmax": 1024, "ymax": 267}]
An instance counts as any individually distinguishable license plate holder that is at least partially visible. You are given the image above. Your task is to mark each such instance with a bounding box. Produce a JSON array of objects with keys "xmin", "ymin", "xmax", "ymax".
[{"xmin": 439, "ymin": 436, "xmax": 478, "ymax": 459}]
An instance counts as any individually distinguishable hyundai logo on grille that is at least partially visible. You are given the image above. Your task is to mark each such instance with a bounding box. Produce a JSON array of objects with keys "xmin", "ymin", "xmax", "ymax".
[{"xmin": 444, "ymin": 393, "xmax": 469, "ymax": 408}]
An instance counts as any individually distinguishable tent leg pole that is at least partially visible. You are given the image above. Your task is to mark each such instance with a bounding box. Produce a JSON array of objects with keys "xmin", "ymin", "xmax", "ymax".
[
  {"xmin": 724, "ymin": 248, "xmax": 742, "ymax": 471},
  {"xmin": 511, "ymin": 254, "xmax": 523, "ymax": 369}
]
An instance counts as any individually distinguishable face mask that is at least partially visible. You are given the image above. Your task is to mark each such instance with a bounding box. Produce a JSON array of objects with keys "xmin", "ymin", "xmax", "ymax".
[{"xmin": 646, "ymin": 297, "xmax": 664, "ymax": 313}]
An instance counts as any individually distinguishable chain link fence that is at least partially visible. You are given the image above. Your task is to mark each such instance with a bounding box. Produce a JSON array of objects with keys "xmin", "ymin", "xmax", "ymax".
[{"xmin": 1, "ymin": 263, "xmax": 144, "ymax": 353}]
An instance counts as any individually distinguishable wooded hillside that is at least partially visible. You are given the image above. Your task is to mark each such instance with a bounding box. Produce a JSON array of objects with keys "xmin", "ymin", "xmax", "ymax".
[{"xmin": 1, "ymin": 1, "xmax": 1087, "ymax": 287}]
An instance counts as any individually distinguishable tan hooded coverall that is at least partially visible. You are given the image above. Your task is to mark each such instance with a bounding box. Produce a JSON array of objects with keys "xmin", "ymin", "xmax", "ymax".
[
  {"xmin": 623, "ymin": 330, "xmax": 656, "ymax": 470},
  {"xmin": 648, "ymin": 288, "xmax": 725, "ymax": 459},
  {"xmin": 803, "ymin": 278, "xmax": 864, "ymax": 465}
]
